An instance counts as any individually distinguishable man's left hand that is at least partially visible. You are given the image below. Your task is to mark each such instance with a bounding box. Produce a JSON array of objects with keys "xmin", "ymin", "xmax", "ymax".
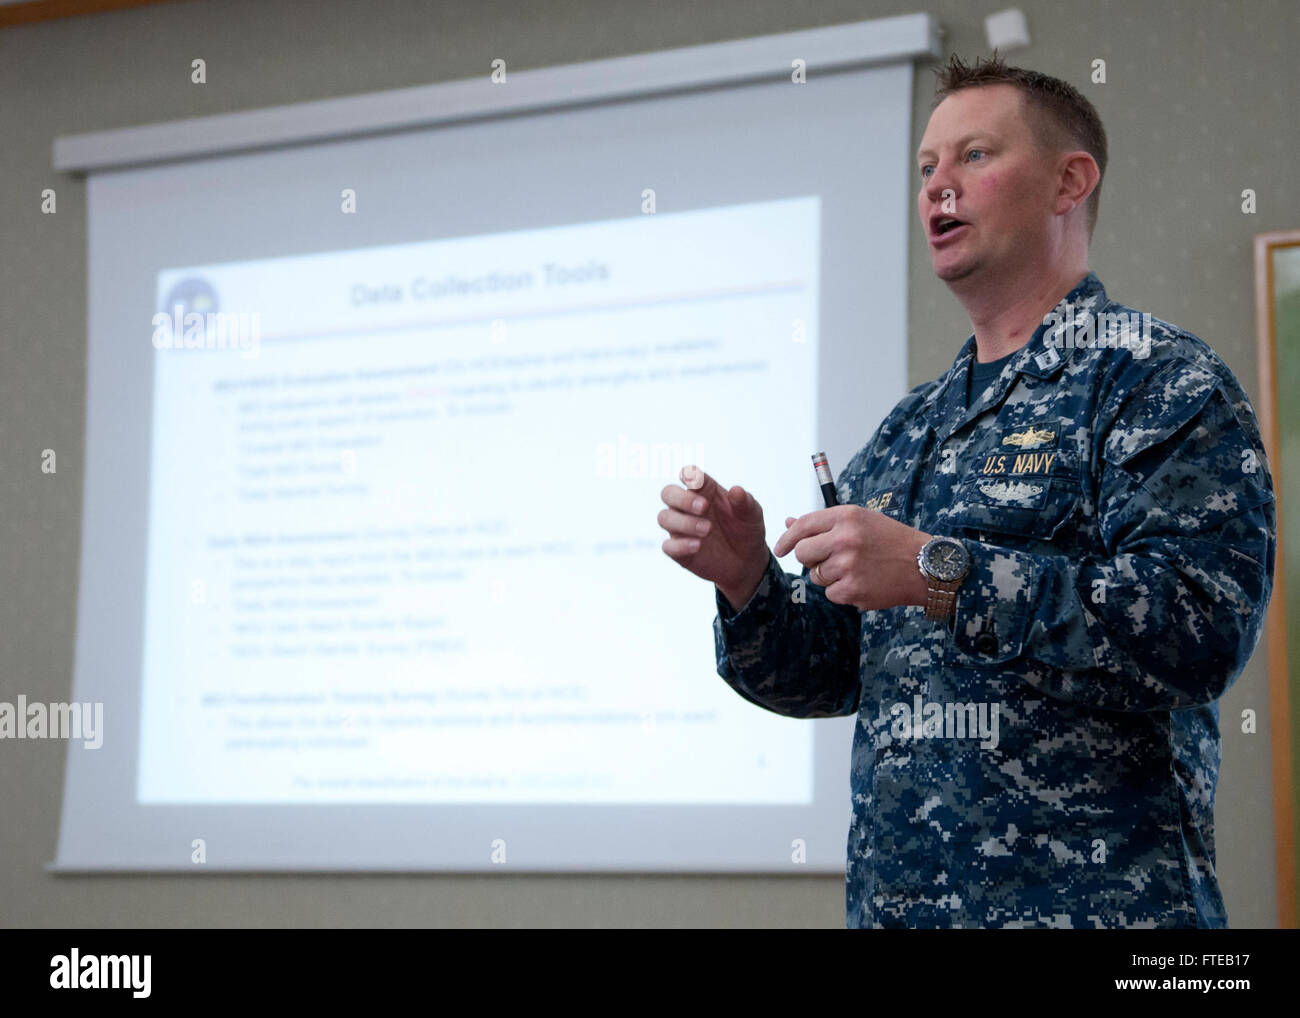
[{"xmin": 773, "ymin": 506, "xmax": 932, "ymax": 612}]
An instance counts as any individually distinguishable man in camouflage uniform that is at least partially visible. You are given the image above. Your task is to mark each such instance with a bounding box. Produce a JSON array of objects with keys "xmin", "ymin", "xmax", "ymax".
[{"xmin": 658, "ymin": 54, "xmax": 1275, "ymax": 927}]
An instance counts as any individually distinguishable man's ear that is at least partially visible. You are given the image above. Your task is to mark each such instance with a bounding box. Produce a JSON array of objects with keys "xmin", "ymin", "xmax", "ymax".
[{"xmin": 1055, "ymin": 150, "xmax": 1100, "ymax": 216}]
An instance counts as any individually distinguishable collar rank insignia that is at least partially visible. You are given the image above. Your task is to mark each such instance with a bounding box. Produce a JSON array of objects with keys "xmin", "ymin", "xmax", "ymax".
[{"xmin": 1034, "ymin": 347, "xmax": 1061, "ymax": 371}]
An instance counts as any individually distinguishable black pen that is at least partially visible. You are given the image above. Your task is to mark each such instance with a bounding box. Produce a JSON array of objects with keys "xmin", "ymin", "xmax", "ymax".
[{"xmin": 812, "ymin": 452, "xmax": 839, "ymax": 507}]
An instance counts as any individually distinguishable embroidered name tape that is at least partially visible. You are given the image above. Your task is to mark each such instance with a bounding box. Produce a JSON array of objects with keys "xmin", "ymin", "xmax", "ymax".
[{"xmin": 864, "ymin": 489, "xmax": 901, "ymax": 514}]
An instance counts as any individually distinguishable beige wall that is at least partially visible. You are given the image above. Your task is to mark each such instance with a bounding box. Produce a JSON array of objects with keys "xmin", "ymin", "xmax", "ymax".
[{"xmin": 1, "ymin": 0, "xmax": 1295, "ymax": 927}]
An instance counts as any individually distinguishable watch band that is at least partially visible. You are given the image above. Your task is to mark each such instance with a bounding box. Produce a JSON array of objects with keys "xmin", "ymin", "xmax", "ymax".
[{"xmin": 923, "ymin": 578, "xmax": 961, "ymax": 621}]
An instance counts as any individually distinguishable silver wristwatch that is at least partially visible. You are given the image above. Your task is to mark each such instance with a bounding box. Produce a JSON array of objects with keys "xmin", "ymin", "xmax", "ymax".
[{"xmin": 917, "ymin": 535, "xmax": 970, "ymax": 621}]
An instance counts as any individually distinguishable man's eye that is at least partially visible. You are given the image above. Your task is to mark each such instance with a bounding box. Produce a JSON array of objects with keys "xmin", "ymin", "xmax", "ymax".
[{"xmin": 920, "ymin": 152, "xmax": 983, "ymax": 179}]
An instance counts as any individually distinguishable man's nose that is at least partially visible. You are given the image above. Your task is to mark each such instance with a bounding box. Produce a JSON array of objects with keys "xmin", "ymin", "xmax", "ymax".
[{"xmin": 922, "ymin": 165, "xmax": 957, "ymax": 207}]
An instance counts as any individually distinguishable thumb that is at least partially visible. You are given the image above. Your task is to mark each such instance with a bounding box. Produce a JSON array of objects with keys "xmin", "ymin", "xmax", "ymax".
[{"xmin": 680, "ymin": 465, "xmax": 730, "ymax": 511}]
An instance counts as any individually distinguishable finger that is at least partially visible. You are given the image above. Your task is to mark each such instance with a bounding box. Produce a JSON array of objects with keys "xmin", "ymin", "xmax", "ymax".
[
  {"xmin": 657, "ymin": 507, "xmax": 711, "ymax": 537},
  {"xmin": 777, "ymin": 516, "xmax": 802, "ymax": 559},
  {"xmin": 792, "ymin": 532, "xmax": 836, "ymax": 569},
  {"xmin": 726, "ymin": 484, "xmax": 760, "ymax": 520},
  {"xmin": 661, "ymin": 483, "xmax": 709, "ymax": 516},
  {"xmin": 821, "ymin": 577, "xmax": 851, "ymax": 605},
  {"xmin": 773, "ymin": 508, "xmax": 838, "ymax": 557},
  {"xmin": 661, "ymin": 535, "xmax": 702, "ymax": 560}
]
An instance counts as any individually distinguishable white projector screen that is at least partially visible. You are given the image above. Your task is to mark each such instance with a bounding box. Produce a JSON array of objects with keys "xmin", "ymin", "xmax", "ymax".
[{"xmin": 54, "ymin": 20, "xmax": 923, "ymax": 871}]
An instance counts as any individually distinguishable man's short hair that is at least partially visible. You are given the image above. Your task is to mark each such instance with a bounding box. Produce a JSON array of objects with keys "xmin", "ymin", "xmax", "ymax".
[{"xmin": 931, "ymin": 52, "xmax": 1109, "ymax": 241}]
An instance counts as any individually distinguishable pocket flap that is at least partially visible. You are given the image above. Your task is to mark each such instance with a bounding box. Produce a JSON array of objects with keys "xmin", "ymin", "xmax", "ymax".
[{"xmin": 1102, "ymin": 360, "xmax": 1219, "ymax": 467}]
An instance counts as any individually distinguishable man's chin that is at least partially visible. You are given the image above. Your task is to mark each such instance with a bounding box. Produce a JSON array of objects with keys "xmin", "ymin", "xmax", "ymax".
[{"xmin": 932, "ymin": 258, "xmax": 977, "ymax": 283}]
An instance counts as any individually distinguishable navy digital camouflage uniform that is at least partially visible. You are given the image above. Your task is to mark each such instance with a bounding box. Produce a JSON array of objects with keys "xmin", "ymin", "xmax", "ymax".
[{"xmin": 713, "ymin": 272, "xmax": 1276, "ymax": 928}]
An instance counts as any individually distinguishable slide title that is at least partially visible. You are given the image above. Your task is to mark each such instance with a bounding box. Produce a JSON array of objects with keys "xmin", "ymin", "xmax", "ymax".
[{"xmin": 352, "ymin": 259, "xmax": 611, "ymax": 305}]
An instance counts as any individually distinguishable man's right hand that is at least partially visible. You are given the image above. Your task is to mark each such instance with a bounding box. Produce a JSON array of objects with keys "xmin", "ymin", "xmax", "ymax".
[{"xmin": 659, "ymin": 465, "xmax": 770, "ymax": 612}]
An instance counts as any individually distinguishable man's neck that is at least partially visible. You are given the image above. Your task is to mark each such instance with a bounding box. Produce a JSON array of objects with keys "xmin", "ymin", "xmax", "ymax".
[{"xmin": 958, "ymin": 261, "xmax": 1090, "ymax": 363}]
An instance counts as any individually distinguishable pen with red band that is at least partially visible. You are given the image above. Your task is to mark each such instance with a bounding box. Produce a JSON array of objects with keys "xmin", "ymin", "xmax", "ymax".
[{"xmin": 812, "ymin": 452, "xmax": 839, "ymax": 508}]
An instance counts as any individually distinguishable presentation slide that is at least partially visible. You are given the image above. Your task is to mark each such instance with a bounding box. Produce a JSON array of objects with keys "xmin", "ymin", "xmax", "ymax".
[
  {"xmin": 58, "ymin": 54, "xmax": 911, "ymax": 870},
  {"xmin": 137, "ymin": 197, "xmax": 820, "ymax": 805}
]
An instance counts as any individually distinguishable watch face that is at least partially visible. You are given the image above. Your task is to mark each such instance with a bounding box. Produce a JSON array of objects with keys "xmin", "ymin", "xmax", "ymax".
[{"xmin": 923, "ymin": 537, "xmax": 969, "ymax": 582}]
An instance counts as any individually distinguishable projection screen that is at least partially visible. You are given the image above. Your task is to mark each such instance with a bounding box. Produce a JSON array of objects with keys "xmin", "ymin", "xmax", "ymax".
[{"xmin": 52, "ymin": 14, "xmax": 939, "ymax": 871}]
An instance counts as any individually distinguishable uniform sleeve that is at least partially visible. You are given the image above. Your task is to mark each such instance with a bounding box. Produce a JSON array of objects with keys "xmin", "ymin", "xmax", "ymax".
[
  {"xmin": 712, "ymin": 549, "xmax": 863, "ymax": 718},
  {"xmin": 948, "ymin": 358, "xmax": 1276, "ymax": 711}
]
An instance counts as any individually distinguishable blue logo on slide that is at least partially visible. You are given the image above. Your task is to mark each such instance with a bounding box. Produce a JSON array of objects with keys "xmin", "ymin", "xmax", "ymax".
[{"xmin": 161, "ymin": 276, "xmax": 219, "ymax": 317}]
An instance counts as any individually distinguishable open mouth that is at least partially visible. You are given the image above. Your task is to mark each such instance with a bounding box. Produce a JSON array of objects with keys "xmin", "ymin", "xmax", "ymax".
[{"xmin": 930, "ymin": 217, "xmax": 971, "ymax": 244}]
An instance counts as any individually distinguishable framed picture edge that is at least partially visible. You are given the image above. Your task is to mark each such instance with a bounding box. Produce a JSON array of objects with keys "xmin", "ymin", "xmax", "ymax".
[{"xmin": 1254, "ymin": 227, "xmax": 1300, "ymax": 928}]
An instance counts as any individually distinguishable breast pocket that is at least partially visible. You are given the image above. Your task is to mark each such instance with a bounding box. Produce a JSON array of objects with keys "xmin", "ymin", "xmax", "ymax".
[{"xmin": 945, "ymin": 473, "xmax": 1081, "ymax": 540}]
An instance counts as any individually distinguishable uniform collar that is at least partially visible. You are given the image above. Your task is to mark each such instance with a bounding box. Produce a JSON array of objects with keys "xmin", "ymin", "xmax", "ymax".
[{"xmin": 921, "ymin": 272, "xmax": 1108, "ymax": 442}]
